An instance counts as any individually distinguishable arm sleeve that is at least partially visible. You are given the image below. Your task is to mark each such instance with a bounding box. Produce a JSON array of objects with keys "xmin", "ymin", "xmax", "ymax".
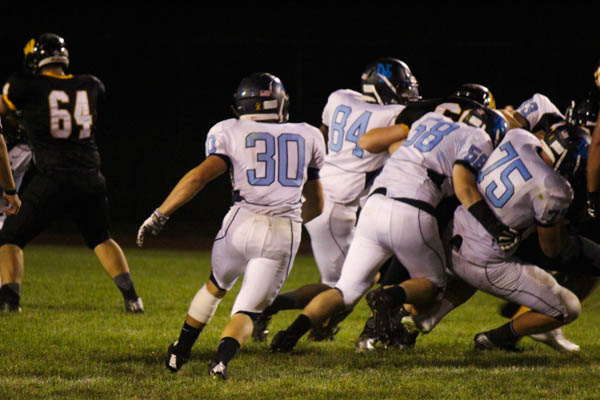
[
  {"xmin": 2, "ymin": 73, "xmax": 29, "ymax": 111},
  {"xmin": 455, "ymin": 130, "xmax": 494, "ymax": 173}
]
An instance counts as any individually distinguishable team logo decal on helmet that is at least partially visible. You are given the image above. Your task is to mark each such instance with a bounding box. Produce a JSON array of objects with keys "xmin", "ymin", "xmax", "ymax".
[
  {"xmin": 232, "ymin": 72, "xmax": 289, "ymax": 123},
  {"xmin": 361, "ymin": 57, "xmax": 420, "ymax": 105}
]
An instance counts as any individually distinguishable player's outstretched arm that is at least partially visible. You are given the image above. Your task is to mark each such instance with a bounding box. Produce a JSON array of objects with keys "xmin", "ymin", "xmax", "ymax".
[
  {"xmin": 358, "ymin": 123, "xmax": 409, "ymax": 154},
  {"xmin": 301, "ymin": 179, "xmax": 324, "ymax": 223},
  {"xmin": 136, "ymin": 155, "xmax": 227, "ymax": 247}
]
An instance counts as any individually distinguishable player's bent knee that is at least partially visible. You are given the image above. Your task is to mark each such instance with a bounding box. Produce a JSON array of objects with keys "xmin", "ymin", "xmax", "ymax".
[
  {"xmin": 188, "ymin": 284, "xmax": 223, "ymax": 324},
  {"xmin": 559, "ymin": 286, "xmax": 581, "ymax": 324},
  {"xmin": 86, "ymin": 232, "xmax": 111, "ymax": 250}
]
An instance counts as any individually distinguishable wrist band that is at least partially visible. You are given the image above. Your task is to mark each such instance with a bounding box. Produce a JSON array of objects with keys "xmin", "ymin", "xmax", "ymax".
[{"xmin": 4, "ymin": 188, "xmax": 16, "ymax": 195}]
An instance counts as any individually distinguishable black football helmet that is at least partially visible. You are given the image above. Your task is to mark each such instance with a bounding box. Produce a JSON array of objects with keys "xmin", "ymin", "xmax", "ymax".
[
  {"xmin": 565, "ymin": 96, "xmax": 598, "ymax": 134},
  {"xmin": 23, "ymin": 33, "xmax": 69, "ymax": 73},
  {"xmin": 540, "ymin": 121, "xmax": 591, "ymax": 181},
  {"xmin": 232, "ymin": 72, "xmax": 289, "ymax": 123},
  {"xmin": 452, "ymin": 83, "xmax": 496, "ymax": 109},
  {"xmin": 460, "ymin": 107, "xmax": 508, "ymax": 147},
  {"xmin": 361, "ymin": 57, "xmax": 420, "ymax": 105}
]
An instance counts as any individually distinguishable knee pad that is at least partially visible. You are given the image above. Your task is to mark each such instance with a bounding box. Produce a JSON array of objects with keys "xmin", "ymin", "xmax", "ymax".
[
  {"xmin": 558, "ymin": 286, "xmax": 581, "ymax": 324},
  {"xmin": 188, "ymin": 284, "xmax": 222, "ymax": 324}
]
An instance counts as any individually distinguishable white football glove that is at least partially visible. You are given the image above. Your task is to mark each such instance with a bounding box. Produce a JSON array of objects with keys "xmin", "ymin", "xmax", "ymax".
[
  {"xmin": 496, "ymin": 227, "xmax": 520, "ymax": 252},
  {"xmin": 137, "ymin": 209, "xmax": 169, "ymax": 247}
]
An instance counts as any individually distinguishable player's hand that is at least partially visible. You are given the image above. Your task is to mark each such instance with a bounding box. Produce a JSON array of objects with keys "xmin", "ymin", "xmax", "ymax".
[
  {"xmin": 136, "ymin": 209, "xmax": 169, "ymax": 247},
  {"xmin": 2, "ymin": 193, "xmax": 21, "ymax": 216},
  {"xmin": 496, "ymin": 227, "xmax": 520, "ymax": 252},
  {"xmin": 587, "ymin": 191, "xmax": 600, "ymax": 218}
]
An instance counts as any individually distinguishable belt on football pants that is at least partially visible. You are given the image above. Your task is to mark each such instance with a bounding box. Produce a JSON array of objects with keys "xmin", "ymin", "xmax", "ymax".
[{"xmin": 370, "ymin": 187, "xmax": 437, "ymax": 217}]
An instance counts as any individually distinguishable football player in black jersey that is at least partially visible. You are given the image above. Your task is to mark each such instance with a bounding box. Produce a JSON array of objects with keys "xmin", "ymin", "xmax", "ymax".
[{"xmin": 0, "ymin": 33, "xmax": 143, "ymax": 313}]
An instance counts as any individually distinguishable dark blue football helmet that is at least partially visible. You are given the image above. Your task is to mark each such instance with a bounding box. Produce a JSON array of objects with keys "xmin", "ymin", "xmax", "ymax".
[
  {"xmin": 541, "ymin": 121, "xmax": 591, "ymax": 181},
  {"xmin": 232, "ymin": 72, "xmax": 289, "ymax": 123},
  {"xmin": 460, "ymin": 107, "xmax": 508, "ymax": 147},
  {"xmin": 361, "ymin": 57, "xmax": 420, "ymax": 105}
]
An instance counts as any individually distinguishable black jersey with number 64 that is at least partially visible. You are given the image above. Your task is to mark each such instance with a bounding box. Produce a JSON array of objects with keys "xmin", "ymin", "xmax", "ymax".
[{"xmin": 2, "ymin": 71, "xmax": 105, "ymax": 173}]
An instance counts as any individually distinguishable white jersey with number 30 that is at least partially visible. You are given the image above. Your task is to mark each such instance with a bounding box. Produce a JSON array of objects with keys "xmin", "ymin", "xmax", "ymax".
[
  {"xmin": 205, "ymin": 118, "xmax": 326, "ymax": 222},
  {"xmin": 320, "ymin": 89, "xmax": 405, "ymax": 203},
  {"xmin": 453, "ymin": 128, "xmax": 573, "ymax": 264}
]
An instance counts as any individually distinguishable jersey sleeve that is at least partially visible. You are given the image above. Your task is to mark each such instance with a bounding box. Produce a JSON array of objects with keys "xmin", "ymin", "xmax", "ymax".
[
  {"xmin": 205, "ymin": 123, "xmax": 232, "ymax": 159},
  {"xmin": 534, "ymin": 174, "xmax": 573, "ymax": 227},
  {"xmin": 516, "ymin": 93, "xmax": 564, "ymax": 131},
  {"xmin": 2, "ymin": 72, "xmax": 31, "ymax": 111},
  {"xmin": 321, "ymin": 92, "xmax": 337, "ymax": 127},
  {"xmin": 455, "ymin": 129, "xmax": 493, "ymax": 173}
]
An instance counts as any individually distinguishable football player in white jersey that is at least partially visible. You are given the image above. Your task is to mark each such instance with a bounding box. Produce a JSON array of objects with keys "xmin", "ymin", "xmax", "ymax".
[
  {"xmin": 252, "ymin": 57, "xmax": 420, "ymax": 342},
  {"xmin": 448, "ymin": 122, "xmax": 589, "ymax": 351},
  {"xmin": 269, "ymin": 93, "xmax": 513, "ymax": 353},
  {"xmin": 136, "ymin": 73, "xmax": 326, "ymax": 380}
]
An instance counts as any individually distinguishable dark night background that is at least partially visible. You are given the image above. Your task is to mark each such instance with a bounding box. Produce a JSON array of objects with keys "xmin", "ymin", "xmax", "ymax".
[{"xmin": 0, "ymin": 2, "xmax": 598, "ymax": 247}]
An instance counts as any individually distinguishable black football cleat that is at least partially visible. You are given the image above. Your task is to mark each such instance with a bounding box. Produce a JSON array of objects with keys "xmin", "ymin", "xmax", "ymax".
[
  {"xmin": 252, "ymin": 313, "xmax": 272, "ymax": 342},
  {"xmin": 0, "ymin": 300, "xmax": 21, "ymax": 313},
  {"xmin": 355, "ymin": 316, "xmax": 378, "ymax": 352},
  {"xmin": 165, "ymin": 341, "xmax": 190, "ymax": 372},
  {"xmin": 365, "ymin": 288, "xmax": 397, "ymax": 344},
  {"xmin": 270, "ymin": 329, "xmax": 301, "ymax": 353},
  {"xmin": 208, "ymin": 360, "xmax": 228, "ymax": 381},
  {"xmin": 125, "ymin": 297, "xmax": 144, "ymax": 313},
  {"xmin": 474, "ymin": 331, "xmax": 522, "ymax": 353}
]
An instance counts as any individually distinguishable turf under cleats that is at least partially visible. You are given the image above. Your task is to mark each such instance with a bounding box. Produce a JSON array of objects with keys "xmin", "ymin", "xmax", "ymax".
[
  {"xmin": 252, "ymin": 313, "xmax": 272, "ymax": 342},
  {"xmin": 474, "ymin": 331, "xmax": 522, "ymax": 352},
  {"xmin": 208, "ymin": 360, "xmax": 228, "ymax": 381},
  {"xmin": 270, "ymin": 329, "xmax": 301, "ymax": 353},
  {"xmin": 125, "ymin": 297, "xmax": 144, "ymax": 313},
  {"xmin": 165, "ymin": 341, "xmax": 190, "ymax": 372},
  {"xmin": 530, "ymin": 328, "xmax": 580, "ymax": 352}
]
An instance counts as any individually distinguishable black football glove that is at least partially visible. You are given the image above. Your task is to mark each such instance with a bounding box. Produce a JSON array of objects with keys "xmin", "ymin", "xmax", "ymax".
[
  {"xmin": 468, "ymin": 200, "xmax": 520, "ymax": 252},
  {"xmin": 137, "ymin": 209, "xmax": 169, "ymax": 247}
]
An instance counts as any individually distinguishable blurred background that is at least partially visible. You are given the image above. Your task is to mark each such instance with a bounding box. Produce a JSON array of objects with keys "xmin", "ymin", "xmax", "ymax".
[{"xmin": 0, "ymin": 2, "xmax": 597, "ymax": 248}]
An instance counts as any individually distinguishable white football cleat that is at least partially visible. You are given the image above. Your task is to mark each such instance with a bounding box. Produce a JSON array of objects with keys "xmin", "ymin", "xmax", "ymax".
[{"xmin": 529, "ymin": 328, "xmax": 580, "ymax": 352}]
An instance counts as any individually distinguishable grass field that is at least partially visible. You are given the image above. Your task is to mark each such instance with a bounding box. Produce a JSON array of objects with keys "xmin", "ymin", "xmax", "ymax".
[{"xmin": 1, "ymin": 243, "xmax": 599, "ymax": 399}]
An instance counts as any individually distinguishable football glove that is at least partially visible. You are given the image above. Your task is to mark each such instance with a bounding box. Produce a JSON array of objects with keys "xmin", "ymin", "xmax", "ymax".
[
  {"xmin": 587, "ymin": 191, "xmax": 600, "ymax": 218},
  {"xmin": 496, "ymin": 227, "xmax": 520, "ymax": 252},
  {"xmin": 137, "ymin": 209, "xmax": 169, "ymax": 247}
]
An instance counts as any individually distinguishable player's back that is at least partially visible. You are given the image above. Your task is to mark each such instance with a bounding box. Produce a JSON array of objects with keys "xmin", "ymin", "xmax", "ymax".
[
  {"xmin": 206, "ymin": 118, "xmax": 325, "ymax": 221},
  {"xmin": 320, "ymin": 89, "xmax": 404, "ymax": 203},
  {"xmin": 373, "ymin": 111, "xmax": 492, "ymax": 206},
  {"xmin": 3, "ymin": 71, "xmax": 105, "ymax": 172},
  {"xmin": 453, "ymin": 128, "xmax": 573, "ymax": 263}
]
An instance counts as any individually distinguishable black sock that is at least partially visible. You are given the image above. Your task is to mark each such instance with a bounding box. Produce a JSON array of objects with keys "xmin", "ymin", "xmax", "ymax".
[
  {"xmin": 113, "ymin": 273, "xmax": 139, "ymax": 301},
  {"xmin": 212, "ymin": 337, "xmax": 240, "ymax": 365},
  {"xmin": 265, "ymin": 292, "xmax": 297, "ymax": 316},
  {"xmin": 383, "ymin": 285, "xmax": 407, "ymax": 309},
  {"xmin": 488, "ymin": 321, "xmax": 519, "ymax": 343},
  {"xmin": 176, "ymin": 322, "xmax": 202, "ymax": 354},
  {"xmin": 287, "ymin": 314, "xmax": 312, "ymax": 337},
  {"xmin": 1, "ymin": 283, "xmax": 21, "ymax": 304}
]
